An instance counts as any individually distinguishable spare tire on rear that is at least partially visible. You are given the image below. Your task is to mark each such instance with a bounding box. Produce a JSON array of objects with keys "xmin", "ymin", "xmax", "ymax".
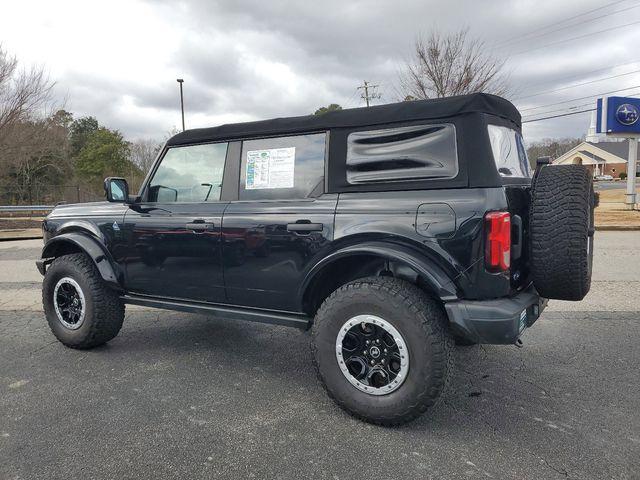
[{"xmin": 529, "ymin": 164, "xmax": 595, "ymax": 301}]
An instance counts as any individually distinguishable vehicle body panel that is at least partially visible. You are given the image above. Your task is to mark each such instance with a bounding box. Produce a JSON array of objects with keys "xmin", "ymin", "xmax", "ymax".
[
  {"xmin": 121, "ymin": 202, "xmax": 228, "ymax": 303},
  {"xmin": 37, "ymin": 93, "xmax": 541, "ymax": 345},
  {"xmin": 221, "ymin": 195, "xmax": 338, "ymax": 311}
]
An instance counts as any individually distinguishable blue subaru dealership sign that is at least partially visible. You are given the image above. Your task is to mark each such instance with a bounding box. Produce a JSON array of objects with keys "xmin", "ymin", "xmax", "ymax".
[{"xmin": 596, "ymin": 96, "xmax": 640, "ymax": 135}]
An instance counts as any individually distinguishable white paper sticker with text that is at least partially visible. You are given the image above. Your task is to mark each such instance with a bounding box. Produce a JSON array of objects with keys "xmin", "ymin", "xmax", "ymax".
[{"xmin": 245, "ymin": 147, "xmax": 296, "ymax": 189}]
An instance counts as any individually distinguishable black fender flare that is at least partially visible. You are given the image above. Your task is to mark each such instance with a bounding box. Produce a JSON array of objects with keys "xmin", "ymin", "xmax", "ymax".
[
  {"xmin": 299, "ymin": 241, "xmax": 459, "ymax": 305},
  {"xmin": 37, "ymin": 232, "xmax": 122, "ymax": 291}
]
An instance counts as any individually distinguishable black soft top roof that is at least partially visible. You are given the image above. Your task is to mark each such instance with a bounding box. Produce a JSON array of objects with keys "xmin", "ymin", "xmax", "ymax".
[{"xmin": 167, "ymin": 93, "xmax": 520, "ymax": 147}]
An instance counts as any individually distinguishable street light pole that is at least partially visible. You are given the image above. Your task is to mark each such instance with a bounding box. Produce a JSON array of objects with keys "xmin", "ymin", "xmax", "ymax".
[{"xmin": 177, "ymin": 78, "xmax": 185, "ymax": 132}]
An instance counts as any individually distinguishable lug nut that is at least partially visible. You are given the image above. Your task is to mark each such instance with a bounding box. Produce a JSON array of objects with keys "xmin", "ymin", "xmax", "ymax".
[
  {"xmin": 365, "ymin": 340, "xmax": 370, "ymax": 345},
  {"xmin": 375, "ymin": 339, "xmax": 381, "ymax": 345},
  {"xmin": 370, "ymin": 360, "xmax": 375, "ymax": 365}
]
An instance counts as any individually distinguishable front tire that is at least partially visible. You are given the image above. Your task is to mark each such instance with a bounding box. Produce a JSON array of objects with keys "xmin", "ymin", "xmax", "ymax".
[
  {"xmin": 42, "ymin": 253, "xmax": 124, "ymax": 349},
  {"xmin": 311, "ymin": 276, "xmax": 453, "ymax": 426}
]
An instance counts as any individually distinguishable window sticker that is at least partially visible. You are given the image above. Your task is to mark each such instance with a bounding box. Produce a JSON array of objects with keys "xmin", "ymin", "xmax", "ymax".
[{"xmin": 245, "ymin": 147, "xmax": 296, "ymax": 189}]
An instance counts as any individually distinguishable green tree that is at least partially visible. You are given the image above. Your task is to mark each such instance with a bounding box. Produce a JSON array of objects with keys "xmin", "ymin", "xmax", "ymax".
[
  {"xmin": 314, "ymin": 104, "xmax": 342, "ymax": 115},
  {"xmin": 70, "ymin": 116, "xmax": 99, "ymax": 156},
  {"xmin": 75, "ymin": 128, "xmax": 138, "ymax": 189}
]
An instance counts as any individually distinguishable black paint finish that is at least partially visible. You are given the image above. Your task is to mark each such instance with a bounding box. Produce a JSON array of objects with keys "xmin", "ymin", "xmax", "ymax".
[
  {"xmin": 37, "ymin": 96, "xmax": 537, "ymax": 343},
  {"xmin": 122, "ymin": 202, "xmax": 228, "ymax": 303},
  {"xmin": 222, "ymin": 196, "xmax": 338, "ymax": 311}
]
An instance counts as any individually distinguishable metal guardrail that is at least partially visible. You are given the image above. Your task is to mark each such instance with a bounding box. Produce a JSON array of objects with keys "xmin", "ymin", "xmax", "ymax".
[{"xmin": 0, "ymin": 205, "xmax": 55, "ymax": 212}]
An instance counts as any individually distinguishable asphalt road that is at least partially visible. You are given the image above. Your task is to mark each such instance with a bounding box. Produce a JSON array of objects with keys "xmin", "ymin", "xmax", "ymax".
[{"xmin": 0, "ymin": 234, "xmax": 638, "ymax": 479}]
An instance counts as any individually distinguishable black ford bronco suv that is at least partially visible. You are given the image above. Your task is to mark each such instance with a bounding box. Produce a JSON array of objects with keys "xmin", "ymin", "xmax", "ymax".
[{"xmin": 37, "ymin": 93, "xmax": 594, "ymax": 425}]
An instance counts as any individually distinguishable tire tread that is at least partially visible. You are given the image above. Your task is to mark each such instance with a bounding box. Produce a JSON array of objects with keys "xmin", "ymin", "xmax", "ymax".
[{"xmin": 311, "ymin": 276, "xmax": 453, "ymax": 426}]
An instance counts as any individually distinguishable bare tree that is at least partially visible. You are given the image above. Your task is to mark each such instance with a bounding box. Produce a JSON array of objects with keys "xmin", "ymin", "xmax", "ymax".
[
  {"xmin": 0, "ymin": 45, "xmax": 54, "ymax": 145},
  {"xmin": 1, "ymin": 114, "xmax": 72, "ymax": 203},
  {"xmin": 129, "ymin": 138, "xmax": 162, "ymax": 172},
  {"xmin": 399, "ymin": 29, "xmax": 508, "ymax": 100}
]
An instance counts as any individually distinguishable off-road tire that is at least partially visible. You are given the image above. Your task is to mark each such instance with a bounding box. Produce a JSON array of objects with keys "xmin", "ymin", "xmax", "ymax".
[
  {"xmin": 42, "ymin": 253, "xmax": 124, "ymax": 349},
  {"xmin": 529, "ymin": 165, "xmax": 594, "ymax": 301},
  {"xmin": 311, "ymin": 276, "xmax": 453, "ymax": 426}
]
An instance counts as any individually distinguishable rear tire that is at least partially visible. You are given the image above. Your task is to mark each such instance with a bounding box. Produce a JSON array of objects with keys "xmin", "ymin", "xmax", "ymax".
[
  {"xmin": 529, "ymin": 165, "xmax": 594, "ymax": 300},
  {"xmin": 311, "ymin": 276, "xmax": 453, "ymax": 426},
  {"xmin": 42, "ymin": 253, "xmax": 124, "ymax": 349}
]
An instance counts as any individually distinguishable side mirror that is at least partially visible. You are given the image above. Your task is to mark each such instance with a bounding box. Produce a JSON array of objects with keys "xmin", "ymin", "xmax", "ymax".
[{"xmin": 104, "ymin": 177, "xmax": 130, "ymax": 203}]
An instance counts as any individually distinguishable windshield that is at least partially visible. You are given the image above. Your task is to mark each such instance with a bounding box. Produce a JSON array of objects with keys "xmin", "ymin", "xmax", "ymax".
[{"xmin": 487, "ymin": 125, "xmax": 531, "ymax": 178}]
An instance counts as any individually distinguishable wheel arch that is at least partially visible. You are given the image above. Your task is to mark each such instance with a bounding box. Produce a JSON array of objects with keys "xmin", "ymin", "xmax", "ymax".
[
  {"xmin": 38, "ymin": 232, "xmax": 123, "ymax": 291},
  {"xmin": 300, "ymin": 241, "xmax": 458, "ymax": 317}
]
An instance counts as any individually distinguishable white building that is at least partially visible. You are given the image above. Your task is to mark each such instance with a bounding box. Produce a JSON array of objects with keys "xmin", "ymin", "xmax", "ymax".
[{"xmin": 553, "ymin": 140, "xmax": 635, "ymax": 178}]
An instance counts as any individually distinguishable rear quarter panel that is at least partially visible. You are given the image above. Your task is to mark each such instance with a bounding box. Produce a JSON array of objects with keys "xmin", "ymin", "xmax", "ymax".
[{"xmin": 334, "ymin": 188, "xmax": 512, "ymax": 300}]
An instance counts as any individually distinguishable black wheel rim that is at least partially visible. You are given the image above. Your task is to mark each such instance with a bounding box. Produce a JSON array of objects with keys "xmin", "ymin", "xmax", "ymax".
[
  {"xmin": 53, "ymin": 277, "xmax": 86, "ymax": 330},
  {"xmin": 335, "ymin": 315, "xmax": 409, "ymax": 395}
]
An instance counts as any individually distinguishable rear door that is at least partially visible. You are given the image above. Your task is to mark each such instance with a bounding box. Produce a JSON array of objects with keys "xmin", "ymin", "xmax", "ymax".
[
  {"xmin": 221, "ymin": 132, "xmax": 336, "ymax": 312},
  {"xmin": 123, "ymin": 142, "xmax": 230, "ymax": 302}
]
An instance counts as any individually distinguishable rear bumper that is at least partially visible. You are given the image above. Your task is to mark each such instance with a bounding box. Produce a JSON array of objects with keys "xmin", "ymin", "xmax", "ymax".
[{"xmin": 444, "ymin": 284, "xmax": 547, "ymax": 344}]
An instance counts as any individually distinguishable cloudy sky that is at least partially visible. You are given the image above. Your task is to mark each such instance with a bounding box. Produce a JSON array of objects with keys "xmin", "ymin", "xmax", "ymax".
[{"xmin": 1, "ymin": 0, "xmax": 639, "ymax": 143}]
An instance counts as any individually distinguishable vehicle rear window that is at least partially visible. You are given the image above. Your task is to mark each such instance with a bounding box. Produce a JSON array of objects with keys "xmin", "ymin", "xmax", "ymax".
[
  {"xmin": 487, "ymin": 125, "xmax": 531, "ymax": 177},
  {"xmin": 239, "ymin": 133, "xmax": 326, "ymax": 200},
  {"xmin": 346, "ymin": 124, "xmax": 458, "ymax": 184}
]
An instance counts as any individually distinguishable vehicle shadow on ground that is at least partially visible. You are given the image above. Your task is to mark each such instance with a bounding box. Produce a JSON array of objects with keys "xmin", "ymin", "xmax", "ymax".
[{"xmin": 108, "ymin": 310, "xmax": 551, "ymax": 427}]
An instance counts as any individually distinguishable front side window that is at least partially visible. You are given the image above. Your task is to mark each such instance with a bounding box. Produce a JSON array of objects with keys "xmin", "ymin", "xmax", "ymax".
[
  {"xmin": 147, "ymin": 143, "xmax": 228, "ymax": 202},
  {"xmin": 239, "ymin": 133, "xmax": 326, "ymax": 200},
  {"xmin": 488, "ymin": 125, "xmax": 530, "ymax": 177}
]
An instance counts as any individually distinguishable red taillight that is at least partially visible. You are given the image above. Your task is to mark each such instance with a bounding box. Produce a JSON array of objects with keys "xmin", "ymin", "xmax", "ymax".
[{"xmin": 484, "ymin": 211, "xmax": 511, "ymax": 272}]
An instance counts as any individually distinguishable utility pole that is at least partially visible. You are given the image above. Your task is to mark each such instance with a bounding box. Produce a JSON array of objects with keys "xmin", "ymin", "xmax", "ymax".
[
  {"xmin": 177, "ymin": 78, "xmax": 185, "ymax": 131},
  {"xmin": 357, "ymin": 80, "xmax": 381, "ymax": 107}
]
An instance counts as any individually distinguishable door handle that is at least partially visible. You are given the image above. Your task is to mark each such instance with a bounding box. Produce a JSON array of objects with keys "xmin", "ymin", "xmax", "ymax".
[
  {"xmin": 287, "ymin": 221, "xmax": 323, "ymax": 233},
  {"xmin": 186, "ymin": 221, "xmax": 215, "ymax": 232}
]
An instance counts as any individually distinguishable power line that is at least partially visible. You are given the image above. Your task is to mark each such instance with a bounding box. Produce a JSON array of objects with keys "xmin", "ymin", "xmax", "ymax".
[
  {"xmin": 514, "ymin": 69, "xmax": 640, "ymax": 100},
  {"xmin": 510, "ymin": 19, "xmax": 640, "ymax": 56},
  {"xmin": 523, "ymin": 91, "xmax": 640, "ymax": 122},
  {"xmin": 522, "ymin": 100, "xmax": 598, "ymax": 118},
  {"xmin": 522, "ymin": 60, "xmax": 640, "ymax": 91},
  {"xmin": 522, "ymin": 108, "xmax": 596, "ymax": 123},
  {"xmin": 495, "ymin": 0, "xmax": 630, "ymax": 47},
  {"xmin": 517, "ymin": 84, "xmax": 640, "ymax": 112},
  {"xmin": 497, "ymin": 1, "xmax": 640, "ymax": 49},
  {"xmin": 357, "ymin": 80, "xmax": 381, "ymax": 107},
  {"xmin": 521, "ymin": 91, "xmax": 640, "ymax": 121},
  {"xmin": 343, "ymin": 88, "xmax": 361, "ymax": 108}
]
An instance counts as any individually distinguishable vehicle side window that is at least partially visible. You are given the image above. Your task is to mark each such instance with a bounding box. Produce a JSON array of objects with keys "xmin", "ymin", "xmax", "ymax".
[
  {"xmin": 239, "ymin": 133, "xmax": 326, "ymax": 200},
  {"xmin": 346, "ymin": 124, "xmax": 458, "ymax": 184},
  {"xmin": 147, "ymin": 143, "xmax": 228, "ymax": 202},
  {"xmin": 487, "ymin": 125, "xmax": 531, "ymax": 177}
]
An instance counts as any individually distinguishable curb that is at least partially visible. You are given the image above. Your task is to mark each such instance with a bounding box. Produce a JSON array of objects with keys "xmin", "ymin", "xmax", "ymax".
[
  {"xmin": 0, "ymin": 229, "xmax": 43, "ymax": 241},
  {"xmin": 595, "ymin": 225, "xmax": 640, "ymax": 231}
]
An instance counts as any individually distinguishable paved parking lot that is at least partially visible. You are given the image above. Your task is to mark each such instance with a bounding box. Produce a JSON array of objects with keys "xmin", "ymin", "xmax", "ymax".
[{"xmin": 1, "ymin": 233, "xmax": 639, "ymax": 479}]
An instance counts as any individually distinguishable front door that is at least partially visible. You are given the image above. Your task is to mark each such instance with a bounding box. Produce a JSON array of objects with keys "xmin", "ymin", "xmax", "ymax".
[
  {"xmin": 123, "ymin": 142, "xmax": 230, "ymax": 303},
  {"xmin": 221, "ymin": 132, "xmax": 336, "ymax": 312}
]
